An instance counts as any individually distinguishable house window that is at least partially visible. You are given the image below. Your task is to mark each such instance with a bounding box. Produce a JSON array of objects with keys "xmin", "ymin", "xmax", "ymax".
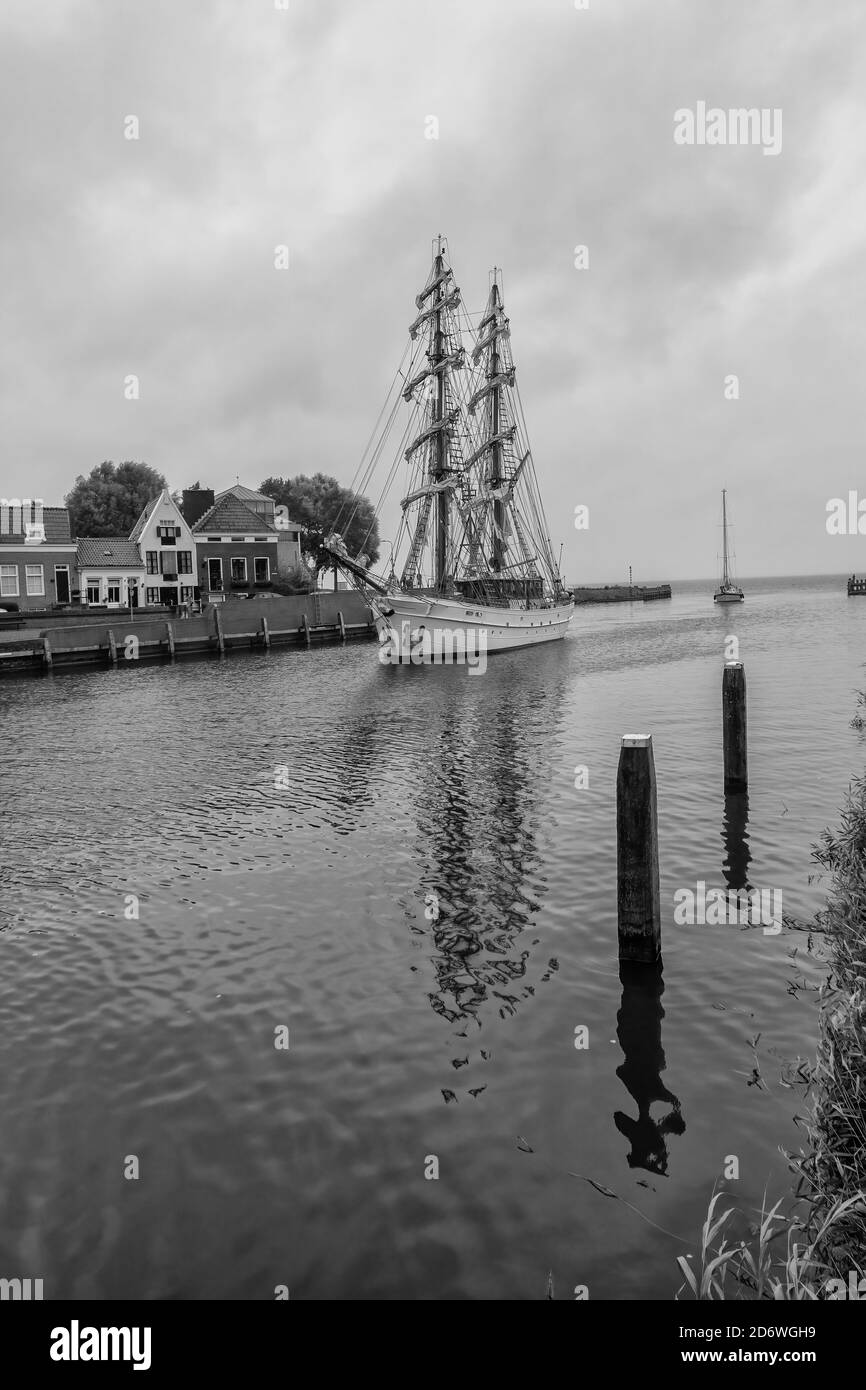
[
  {"xmin": 157, "ymin": 524, "xmax": 179, "ymax": 543},
  {"xmin": 180, "ymin": 585, "xmax": 195, "ymax": 602},
  {"xmin": 0, "ymin": 564, "xmax": 19, "ymax": 596},
  {"xmin": 177, "ymin": 550, "xmax": 193, "ymax": 574},
  {"xmin": 106, "ymin": 580, "xmax": 121, "ymax": 604},
  {"xmin": 161, "ymin": 551, "xmax": 178, "ymax": 578},
  {"xmin": 25, "ymin": 564, "xmax": 44, "ymax": 596},
  {"xmin": 288, "ymin": 530, "xmax": 299, "ymax": 542},
  {"xmin": 86, "ymin": 578, "xmax": 101, "ymax": 604},
  {"xmin": 146, "ymin": 550, "xmax": 159, "ymax": 574},
  {"xmin": 231, "ymin": 557, "xmax": 247, "ymax": 583},
  {"xmin": 146, "ymin": 586, "xmax": 160, "ymax": 605},
  {"xmin": 254, "ymin": 556, "xmax": 270, "ymax": 584}
]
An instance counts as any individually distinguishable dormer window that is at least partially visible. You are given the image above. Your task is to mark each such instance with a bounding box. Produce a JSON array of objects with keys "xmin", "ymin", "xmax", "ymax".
[{"xmin": 157, "ymin": 524, "xmax": 180, "ymax": 544}]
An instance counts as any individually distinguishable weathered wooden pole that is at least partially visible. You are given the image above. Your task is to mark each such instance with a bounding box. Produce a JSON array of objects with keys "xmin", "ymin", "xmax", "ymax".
[
  {"xmin": 165, "ymin": 621, "xmax": 175, "ymax": 660},
  {"xmin": 261, "ymin": 616, "xmax": 270, "ymax": 650},
  {"xmin": 213, "ymin": 605, "xmax": 225, "ymax": 654},
  {"xmin": 301, "ymin": 613, "xmax": 311, "ymax": 647},
  {"xmin": 107, "ymin": 630, "xmax": 117, "ymax": 665},
  {"xmin": 616, "ymin": 734, "xmax": 661, "ymax": 963},
  {"xmin": 337, "ymin": 609, "xmax": 346, "ymax": 641},
  {"xmin": 722, "ymin": 662, "xmax": 747, "ymax": 793},
  {"xmin": 42, "ymin": 634, "xmax": 53, "ymax": 671}
]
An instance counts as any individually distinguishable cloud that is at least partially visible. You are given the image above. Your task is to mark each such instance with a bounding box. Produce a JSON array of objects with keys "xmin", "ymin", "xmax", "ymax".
[{"xmin": 1, "ymin": 0, "xmax": 864, "ymax": 576}]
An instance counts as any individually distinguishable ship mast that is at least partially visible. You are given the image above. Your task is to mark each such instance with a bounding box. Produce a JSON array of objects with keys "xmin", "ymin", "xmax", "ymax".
[
  {"xmin": 433, "ymin": 241, "xmax": 448, "ymax": 588},
  {"xmin": 469, "ymin": 272, "xmax": 517, "ymax": 579},
  {"xmin": 400, "ymin": 236, "xmax": 465, "ymax": 592},
  {"xmin": 721, "ymin": 488, "xmax": 729, "ymax": 586},
  {"xmin": 489, "ymin": 273, "xmax": 505, "ymax": 572}
]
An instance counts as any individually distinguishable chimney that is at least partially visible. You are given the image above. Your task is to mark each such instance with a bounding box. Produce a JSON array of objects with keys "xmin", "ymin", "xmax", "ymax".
[{"xmin": 181, "ymin": 488, "xmax": 215, "ymax": 527}]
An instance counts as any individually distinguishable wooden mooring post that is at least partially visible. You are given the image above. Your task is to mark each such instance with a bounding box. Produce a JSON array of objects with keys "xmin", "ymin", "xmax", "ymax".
[
  {"xmin": 165, "ymin": 621, "xmax": 175, "ymax": 660},
  {"xmin": 261, "ymin": 617, "xmax": 270, "ymax": 650},
  {"xmin": 42, "ymin": 634, "xmax": 53, "ymax": 671},
  {"xmin": 722, "ymin": 662, "xmax": 747, "ymax": 793},
  {"xmin": 107, "ymin": 630, "xmax": 117, "ymax": 665},
  {"xmin": 616, "ymin": 734, "xmax": 661, "ymax": 963},
  {"xmin": 301, "ymin": 614, "xmax": 311, "ymax": 647},
  {"xmin": 337, "ymin": 610, "xmax": 346, "ymax": 641},
  {"xmin": 213, "ymin": 605, "xmax": 225, "ymax": 654}
]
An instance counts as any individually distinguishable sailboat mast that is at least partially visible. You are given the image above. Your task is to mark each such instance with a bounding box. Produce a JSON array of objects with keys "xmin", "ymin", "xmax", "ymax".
[
  {"xmin": 721, "ymin": 488, "xmax": 729, "ymax": 586},
  {"xmin": 433, "ymin": 241, "xmax": 448, "ymax": 590},
  {"xmin": 489, "ymin": 273, "xmax": 505, "ymax": 572}
]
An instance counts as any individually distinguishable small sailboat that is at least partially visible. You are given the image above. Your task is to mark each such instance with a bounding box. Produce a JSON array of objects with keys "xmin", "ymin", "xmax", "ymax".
[
  {"xmin": 324, "ymin": 237, "xmax": 574, "ymax": 659},
  {"xmin": 713, "ymin": 489, "xmax": 744, "ymax": 604}
]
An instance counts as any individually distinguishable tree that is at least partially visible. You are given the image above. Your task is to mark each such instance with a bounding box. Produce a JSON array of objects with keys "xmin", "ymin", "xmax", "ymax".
[
  {"xmin": 259, "ymin": 473, "xmax": 380, "ymax": 579},
  {"xmin": 271, "ymin": 559, "xmax": 315, "ymax": 595},
  {"xmin": 65, "ymin": 461, "xmax": 168, "ymax": 537}
]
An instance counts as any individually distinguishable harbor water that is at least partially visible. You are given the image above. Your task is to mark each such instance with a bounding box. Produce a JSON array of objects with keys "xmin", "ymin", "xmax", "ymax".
[{"xmin": 0, "ymin": 574, "xmax": 862, "ymax": 1299}]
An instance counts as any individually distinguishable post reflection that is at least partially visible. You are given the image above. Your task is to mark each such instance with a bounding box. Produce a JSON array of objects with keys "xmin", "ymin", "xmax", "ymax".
[
  {"xmin": 614, "ymin": 962, "xmax": 685, "ymax": 1176},
  {"xmin": 722, "ymin": 791, "xmax": 751, "ymax": 892}
]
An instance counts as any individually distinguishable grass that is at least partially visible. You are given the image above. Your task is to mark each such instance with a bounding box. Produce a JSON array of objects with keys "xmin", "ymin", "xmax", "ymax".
[{"xmin": 678, "ymin": 736, "xmax": 866, "ymax": 1299}]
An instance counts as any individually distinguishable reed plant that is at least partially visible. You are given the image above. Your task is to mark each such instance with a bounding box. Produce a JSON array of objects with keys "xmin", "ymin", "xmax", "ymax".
[{"xmin": 676, "ymin": 1190, "xmax": 864, "ymax": 1300}]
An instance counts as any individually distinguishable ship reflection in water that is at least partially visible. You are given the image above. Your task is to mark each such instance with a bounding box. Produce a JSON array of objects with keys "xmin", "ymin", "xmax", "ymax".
[{"xmin": 404, "ymin": 665, "xmax": 565, "ymax": 1037}]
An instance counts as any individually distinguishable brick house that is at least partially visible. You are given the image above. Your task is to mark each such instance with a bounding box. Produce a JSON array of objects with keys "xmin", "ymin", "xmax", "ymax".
[
  {"xmin": 182, "ymin": 484, "xmax": 303, "ymax": 584},
  {"xmin": 0, "ymin": 502, "xmax": 78, "ymax": 611},
  {"xmin": 129, "ymin": 488, "xmax": 198, "ymax": 609},
  {"xmin": 191, "ymin": 492, "xmax": 284, "ymax": 601},
  {"xmin": 76, "ymin": 538, "xmax": 146, "ymax": 609}
]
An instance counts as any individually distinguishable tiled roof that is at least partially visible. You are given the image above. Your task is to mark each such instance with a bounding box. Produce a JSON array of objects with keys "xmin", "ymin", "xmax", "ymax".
[
  {"xmin": 216, "ymin": 484, "xmax": 274, "ymax": 506},
  {"xmin": 0, "ymin": 506, "xmax": 73, "ymax": 545},
  {"xmin": 77, "ymin": 538, "xmax": 144, "ymax": 568},
  {"xmin": 192, "ymin": 494, "xmax": 277, "ymax": 534}
]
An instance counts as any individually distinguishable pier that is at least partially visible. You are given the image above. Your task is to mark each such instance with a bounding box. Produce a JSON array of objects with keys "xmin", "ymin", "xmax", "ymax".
[
  {"xmin": 572, "ymin": 583, "xmax": 672, "ymax": 605},
  {"xmin": 0, "ymin": 593, "xmax": 376, "ymax": 676}
]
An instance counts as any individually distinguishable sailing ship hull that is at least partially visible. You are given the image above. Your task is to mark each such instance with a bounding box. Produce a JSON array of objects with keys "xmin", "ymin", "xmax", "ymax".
[
  {"xmin": 372, "ymin": 593, "xmax": 574, "ymax": 657},
  {"xmin": 713, "ymin": 590, "xmax": 744, "ymax": 604}
]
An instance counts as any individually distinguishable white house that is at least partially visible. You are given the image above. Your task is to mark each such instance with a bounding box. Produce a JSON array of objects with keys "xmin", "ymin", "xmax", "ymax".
[
  {"xmin": 77, "ymin": 539, "xmax": 146, "ymax": 608},
  {"xmin": 129, "ymin": 488, "xmax": 198, "ymax": 608}
]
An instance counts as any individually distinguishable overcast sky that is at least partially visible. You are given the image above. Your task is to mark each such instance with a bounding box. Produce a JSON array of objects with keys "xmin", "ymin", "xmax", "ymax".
[{"xmin": 2, "ymin": 0, "xmax": 865, "ymax": 579}]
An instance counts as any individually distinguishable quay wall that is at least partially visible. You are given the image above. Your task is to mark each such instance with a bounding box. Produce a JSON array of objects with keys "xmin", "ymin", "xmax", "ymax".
[{"xmin": 0, "ymin": 592, "xmax": 376, "ymax": 676}]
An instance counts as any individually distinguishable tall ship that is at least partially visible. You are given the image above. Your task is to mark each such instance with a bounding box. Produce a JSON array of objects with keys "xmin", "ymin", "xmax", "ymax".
[
  {"xmin": 324, "ymin": 237, "xmax": 574, "ymax": 658},
  {"xmin": 713, "ymin": 488, "xmax": 744, "ymax": 604}
]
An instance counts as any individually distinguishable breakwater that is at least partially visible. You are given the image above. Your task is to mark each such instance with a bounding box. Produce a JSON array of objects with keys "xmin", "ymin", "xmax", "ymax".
[
  {"xmin": 572, "ymin": 583, "xmax": 672, "ymax": 604},
  {"xmin": 0, "ymin": 591, "xmax": 375, "ymax": 675}
]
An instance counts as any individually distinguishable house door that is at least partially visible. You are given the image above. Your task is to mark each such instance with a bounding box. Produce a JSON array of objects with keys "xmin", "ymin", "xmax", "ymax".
[
  {"xmin": 55, "ymin": 566, "xmax": 70, "ymax": 604},
  {"xmin": 207, "ymin": 558, "xmax": 222, "ymax": 591},
  {"xmin": 159, "ymin": 586, "xmax": 177, "ymax": 608}
]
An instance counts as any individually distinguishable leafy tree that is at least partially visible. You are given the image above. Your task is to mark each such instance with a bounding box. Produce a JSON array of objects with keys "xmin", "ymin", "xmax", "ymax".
[
  {"xmin": 271, "ymin": 559, "xmax": 315, "ymax": 595},
  {"xmin": 259, "ymin": 473, "xmax": 380, "ymax": 578},
  {"xmin": 65, "ymin": 461, "xmax": 167, "ymax": 537}
]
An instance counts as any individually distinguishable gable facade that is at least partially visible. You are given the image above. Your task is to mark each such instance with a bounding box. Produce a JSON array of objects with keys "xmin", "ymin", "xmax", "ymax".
[
  {"xmin": 130, "ymin": 489, "xmax": 199, "ymax": 608},
  {"xmin": 192, "ymin": 494, "xmax": 280, "ymax": 599}
]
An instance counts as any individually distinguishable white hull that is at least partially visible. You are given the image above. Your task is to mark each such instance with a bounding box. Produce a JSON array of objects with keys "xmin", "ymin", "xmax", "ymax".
[
  {"xmin": 713, "ymin": 590, "xmax": 744, "ymax": 604},
  {"xmin": 372, "ymin": 593, "xmax": 574, "ymax": 657}
]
